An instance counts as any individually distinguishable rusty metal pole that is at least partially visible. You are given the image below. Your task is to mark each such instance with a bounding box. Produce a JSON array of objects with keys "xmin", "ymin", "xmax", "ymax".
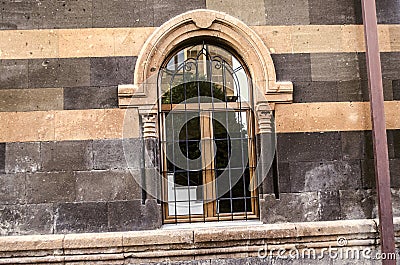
[{"xmin": 361, "ymin": 0, "xmax": 396, "ymax": 263}]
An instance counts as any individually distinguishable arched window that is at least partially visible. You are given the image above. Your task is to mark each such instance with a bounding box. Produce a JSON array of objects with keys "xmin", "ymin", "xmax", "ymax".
[
  {"xmin": 159, "ymin": 42, "xmax": 258, "ymax": 223},
  {"xmin": 118, "ymin": 9, "xmax": 293, "ymax": 225}
]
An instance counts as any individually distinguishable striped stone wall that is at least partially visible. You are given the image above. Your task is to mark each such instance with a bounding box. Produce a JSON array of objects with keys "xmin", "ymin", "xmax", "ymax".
[{"xmin": 0, "ymin": 0, "xmax": 399, "ymax": 237}]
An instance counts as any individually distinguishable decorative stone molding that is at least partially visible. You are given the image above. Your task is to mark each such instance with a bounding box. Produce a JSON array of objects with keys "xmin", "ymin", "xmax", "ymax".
[
  {"xmin": 141, "ymin": 114, "xmax": 157, "ymax": 139},
  {"xmin": 0, "ymin": 218, "xmax": 398, "ymax": 264},
  {"xmin": 118, "ymin": 9, "xmax": 293, "ymax": 109},
  {"xmin": 256, "ymin": 102, "xmax": 274, "ymax": 134},
  {"xmin": 139, "ymin": 107, "xmax": 157, "ymax": 139}
]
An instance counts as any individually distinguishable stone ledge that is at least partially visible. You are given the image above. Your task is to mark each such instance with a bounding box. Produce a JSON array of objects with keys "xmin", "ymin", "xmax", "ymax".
[{"xmin": 0, "ymin": 218, "xmax": 398, "ymax": 264}]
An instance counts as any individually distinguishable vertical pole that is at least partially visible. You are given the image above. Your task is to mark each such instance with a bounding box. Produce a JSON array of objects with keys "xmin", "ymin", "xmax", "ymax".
[{"xmin": 361, "ymin": 1, "xmax": 396, "ymax": 263}]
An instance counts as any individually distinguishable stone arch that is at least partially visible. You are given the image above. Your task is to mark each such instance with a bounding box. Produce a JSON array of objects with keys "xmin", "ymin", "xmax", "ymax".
[{"xmin": 118, "ymin": 9, "xmax": 292, "ymax": 108}]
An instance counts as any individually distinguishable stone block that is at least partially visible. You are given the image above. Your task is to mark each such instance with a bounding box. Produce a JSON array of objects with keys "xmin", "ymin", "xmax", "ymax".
[
  {"xmin": 115, "ymin": 56, "xmax": 136, "ymax": 84},
  {"xmin": 292, "ymin": 25, "xmax": 343, "ymax": 54},
  {"xmin": 264, "ymin": 0, "xmax": 309, "ymax": 25},
  {"xmin": 390, "ymin": 159, "xmax": 400, "ymax": 189},
  {"xmin": 381, "ymin": 52, "xmax": 400, "ymax": 80},
  {"xmin": 154, "ymin": 0, "xmax": 205, "ymax": 26},
  {"xmin": 261, "ymin": 192, "xmax": 320, "ymax": 223},
  {"xmin": 142, "ymin": 199, "xmax": 162, "ymax": 230},
  {"xmin": 392, "ymin": 129, "xmax": 400, "ymax": 158},
  {"xmin": 0, "ymin": 205, "xmax": 27, "ymax": 236},
  {"xmin": 63, "ymin": 233, "xmax": 123, "ymax": 255},
  {"xmin": 0, "ymin": 204, "xmax": 54, "ymax": 236},
  {"xmin": 5, "ymin": 142, "xmax": 40, "ymax": 173},
  {"xmin": 387, "ymin": 130, "xmax": 396, "ymax": 158},
  {"xmin": 341, "ymin": 131, "xmax": 364, "ymax": 160},
  {"xmin": 391, "ymin": 188, "xmax": 400, "ymax": 217},
  {"xmin": 39, "ymin": 0, "xmax": 92, "ymax": 29},
  {"xmin": 206, "ymin": 0, "xmax": 265, "ymax": 26},
  {"xmin": 0, "ymin": 88, "xmax": 64, "ymax": 112},
  {"xmin": 55, "ymin": 202, "xmax": 108, "ymax": 233},
  {"xmin": 0, "ymin": 60, "xmax": 28, "ymax": 89},
  {"xmin": 258, "ymin": 168, "xmax": 272, "ymax": 195},
  {"xmin": 339, "ymin": 189, "xmax": 377, "ymax": 220},
  {"xmin": 76, "ymin": 169, "xmax": 141, "ymax": 201},
  {"xmin": 293, "ymin": 81, "xmax": 338, "ymax": 103},
  {"xmin": 309, "ymin": 0, "xmax": 362, "ymax": 25},
  {"xmin": 277, "ymin": 162, "xmax": 290, "ymax": 193},
  {"xmin": 90, "ymin": 57, "xmax": 119, "ymax": 86},
  {"xmin": 362, "ymin": 130, "xmax": 395, "ymax": 160},
  {"xmin": 383, "ymin": 79, "xmax": 394, "ymax": 101},
  {"xmin": 310, "ymin": 53, "xmax": 360, "ymax": 82},
  {"xmin": 114, "ymin": 28, "xmax": 154, "ymax": 57},
  {"xmin": 93, "ymin": 139, "xmax": 126, "ymax": 170},
  {"xmin": 0, "ymin": 234, "xmax": 64, "ymax": 253},
  {"xmin": 90, "ymin": 56, "xmax": 137, "ymax": 87},
  {"xmin": 0, "ymin": 111, "xmax": 55, "ymax": 143},
  {"xmin": 271, "ymin": 54, "xmax": 312, "ymax": 82},
  {"xmin": 319, "ymin": 191, "xmax": 341, "ymax": 221},
  {"xmin": 40, "ymin": 140, "xmax": 93, "ymax": 172},
  {"xmin": 91, "ymin": 0, "xmax": 114, "ymax": 28},
  {"xmin": 0, "ymin": 143, "xmax": 4, "ymax": 174},
  {"xmin": 27, "ymin": 58, "xmax": 60, "ymax": 88},
  {"xmin": 23, "ymin": 203, "xmax": 55, "ymax": 235},
  {"xmin": 93, "ymin": 138, "xmax": 142, "ymax": 170},
  {"xmin": 389, "ymin": 26, "xmax": 400, "ymax": 51},
  {"xmin": 130, "ymin": 0, "xmax": 156, "ymax": 28},
  {"xmin": 54, "ymin": 108, "xmax": 139, "ymax": 141},
  {"xmin": 0, "ymin": 173, "xmax": 26, "ymax": 204},
  {"xmin": 57, "ymin": 58, "xmax": 91, "ymax": 88},
  {"xmin": 108, "ymin": 200, "xmax": 141, "ymax": 232},
  {"xmin": 63, "ymin": 86, "xmax": 118, "ymax": 110},
  {"xmin": 336, "ymin": 80, "xmax": 363, "ymax": 102},
  {"xmin": 393, "ymin": 80, "xmax": 400, "ymax": 100},
  {"xmin": 26, "ymin": 171, "xmax": 76, "ymax": 203},
  {"xmin": 58, "ymin": 28, "xmax": 115, "ymax": 58},
  {"xmin": 277, "ymin": 132, "xmax": 342, "ymax": 162},
  {"xmin": 357, "ymin": 52, "xmax": 368, "ymax": 81},
  {"xmin": 362, "ymin": 131, "xmax": 374, "ymax": 159},
  {"xmin": 0, "ymin": 29, "xmax": 58, "ymax": 59},
  {"xmin": 28, "ymin": 58, "xmax": 90, "ymax": 88},
  {"xmin": 289, "ymin": 160, "xmax": 362, "ymax": 192},
  {"xmin": 1, "ymin": 0, "xmax": 41, "ymax": 30},
  {"xmin": 361, "ymin": 159, "xmax": 375, "ymax": 189},
  {"xmin": 376, "ymin": 0, "xmax": 400, "ymax": 24},
  {"xmin": 93, "ymin": 0, "xmax": 154, "ymax": 28}
]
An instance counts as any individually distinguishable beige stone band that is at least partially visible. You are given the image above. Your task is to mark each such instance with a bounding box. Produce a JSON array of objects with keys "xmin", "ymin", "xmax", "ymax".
[
  {"xmin": 0, "ymin": 101, "xmax": 399, "ymax": 143},
  {"xmin": 0, "ymin": 218, "xmax": 398, "ymax": 264},
  {"xmin": 275, "ymin": 101, "xmax": 400, "ymax": 133},
  {"xmin": 0, "ymin": 108, "xmax": 140, "ymax": 143},
  {"xmin": 0, "ymin": 25, "xmax": 398, "ymax": 59}
]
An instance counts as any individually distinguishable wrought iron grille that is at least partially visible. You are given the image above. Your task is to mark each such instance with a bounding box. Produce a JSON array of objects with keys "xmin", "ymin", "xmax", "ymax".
[{"xmin": 158, "ymin": 43, "xmax": 258, "ymax": 223}]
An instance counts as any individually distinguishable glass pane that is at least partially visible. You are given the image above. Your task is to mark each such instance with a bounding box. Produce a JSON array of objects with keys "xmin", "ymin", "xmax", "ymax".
[
  {"xmin": 160, "ymin": 44, "xmax": 251, "ymax": 104},
  {"xmin": 217, "ymin": 168, "xmax": 252, "ymax": 213},
  {"xmin": 167, "ymin": 171, "xmax": 204, "ymax": 216}
]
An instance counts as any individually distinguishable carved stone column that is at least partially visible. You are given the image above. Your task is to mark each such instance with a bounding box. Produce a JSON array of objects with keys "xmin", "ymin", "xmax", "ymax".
[
  {"xmin": 255, "ymin": 102, "xmax": 277, "ymax": 200},
  {"xmin": 139, "ymin": 109, "xmax": 160, "ymax": 202}
]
